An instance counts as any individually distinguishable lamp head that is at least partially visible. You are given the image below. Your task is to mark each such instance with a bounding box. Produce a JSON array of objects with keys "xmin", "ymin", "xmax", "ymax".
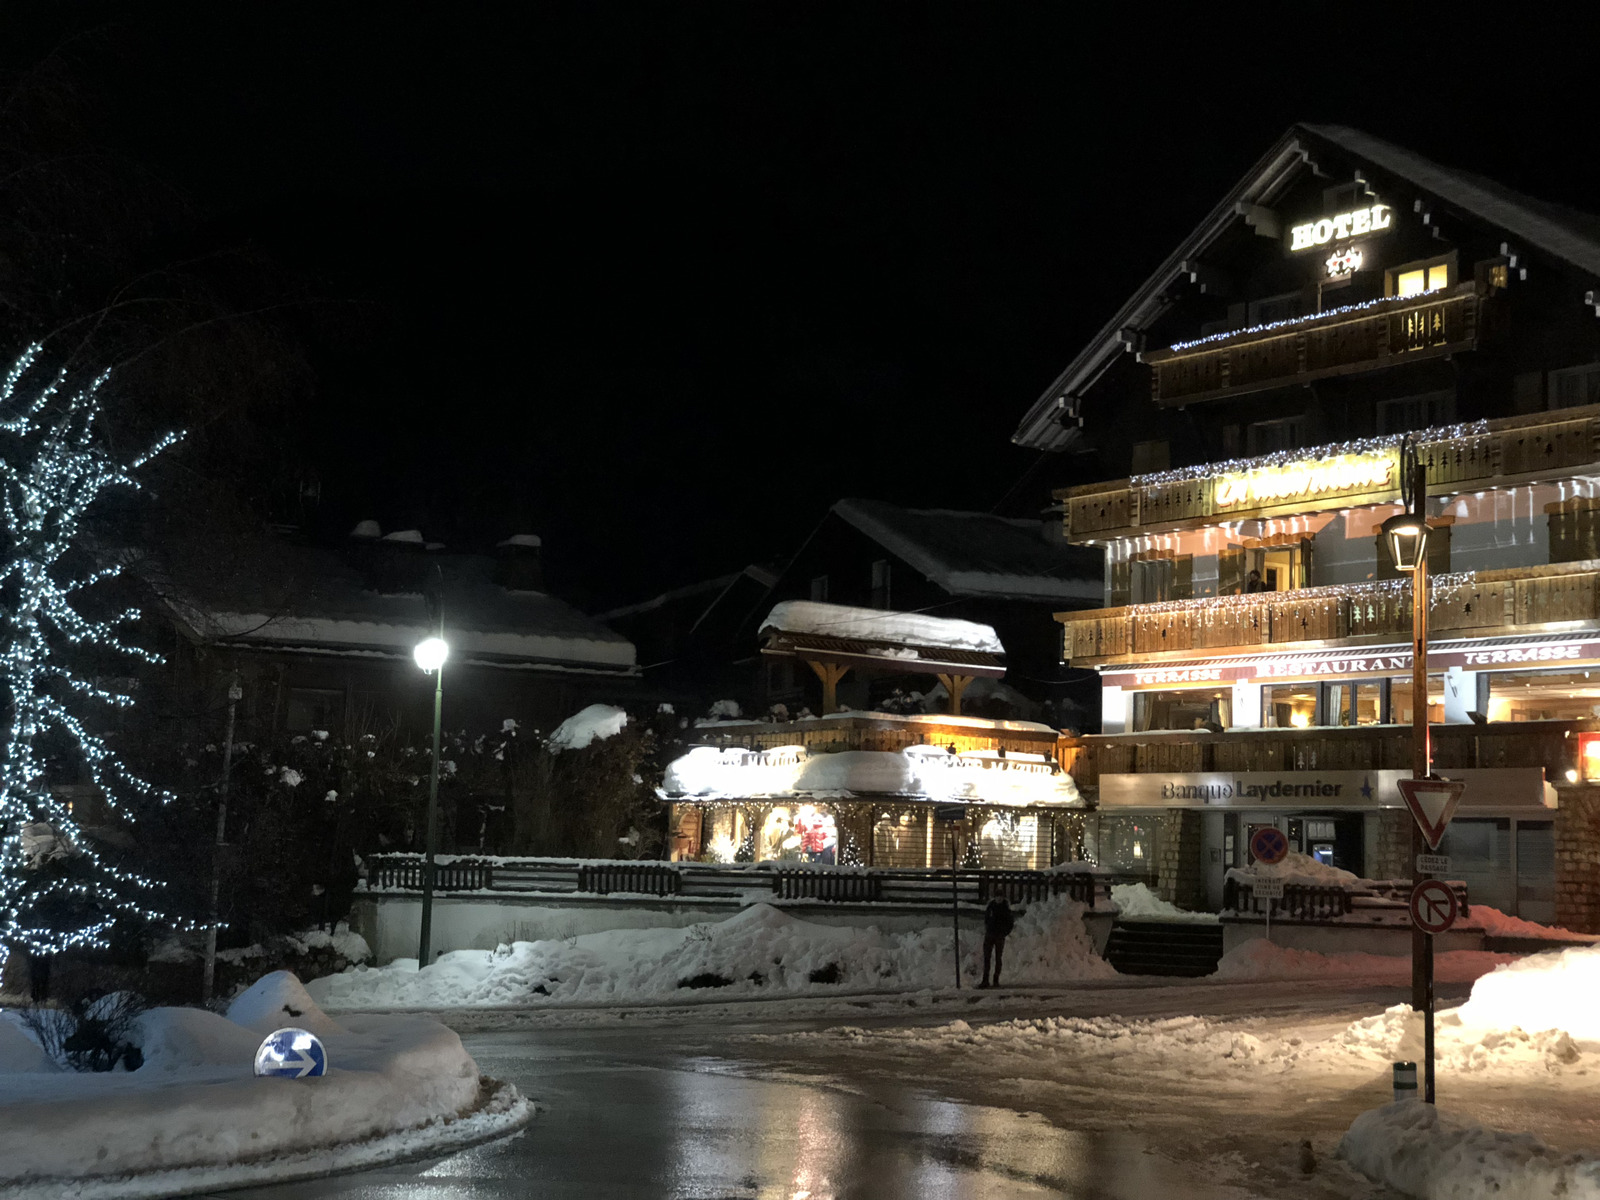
[
  {"xmin": 413, "ymin": 636, "xmax": 449, "ymax": 673},
  {"xmin": 1381, "ymin": 511, "xmax": 1430, "ymax": 572}
]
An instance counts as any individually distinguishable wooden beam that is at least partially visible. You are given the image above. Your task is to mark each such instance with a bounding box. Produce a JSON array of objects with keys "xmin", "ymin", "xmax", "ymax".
[
  {"xmin": 937, "ymin": 672, "xmax": 974, "ymax": 716},
  {"xmin": 806, "ymin": 658, "xmax": 850, "ymax": 714}
]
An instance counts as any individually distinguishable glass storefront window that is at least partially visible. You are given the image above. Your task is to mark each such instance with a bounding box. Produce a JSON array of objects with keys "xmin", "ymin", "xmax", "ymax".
[
  {"xmin": 1487, "ymin": 670, "xmax": 1600, "ymax": 722},
  {"xmin": 1085, "ymin": 814, "xmax": 1159, "ymax": 880},
  {"xmin": 1389, "ymin": 675, "xmax": 1445, "ymax": 725},
  {"xmin": 1263, "ymin": 684, "xmax": 1318, "ymax": 728},
  {"xmin": 1133, "ymin": 688, "xmax": 1232, "ymax": 731},
  {"xmin": 1328, "ymin": 681, "xmax": 1384, "ymax": 726}
]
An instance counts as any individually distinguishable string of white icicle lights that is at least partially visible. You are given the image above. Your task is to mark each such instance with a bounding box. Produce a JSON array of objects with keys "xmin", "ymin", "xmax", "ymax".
[
  {"xmin": 0, "ymin": 343, "xmax": 189, "ymax": 972},
  {"xmin": 1166, "ymin": 286, "xmax": 1456, "ymax": 353}
]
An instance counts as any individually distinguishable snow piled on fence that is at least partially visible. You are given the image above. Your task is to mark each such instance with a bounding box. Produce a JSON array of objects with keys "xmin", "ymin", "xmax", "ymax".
[
  {"xmin": 308, "ymin": 899, "xmax": 1114, "ymax": 1010},
  {"xmin": 548, "ymin": 703, "xmax": 629, "ymax": 751},
  {"xmin": 1110, "ymin": 882, "xmax": 1218, "ymax": 923},
  {"xmin": 0, "ymin": 971, "xmax": 530, "ymax": 1194},
  {"xmin": 1340, "ymin": 1101, "xmax": 1600, "ymax": 1199}
]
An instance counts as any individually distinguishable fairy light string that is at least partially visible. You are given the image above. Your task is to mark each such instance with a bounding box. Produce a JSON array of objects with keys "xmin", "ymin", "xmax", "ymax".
[{"xmin": 0, "ymin": 344, "xmax": 188, "ymax": 970}]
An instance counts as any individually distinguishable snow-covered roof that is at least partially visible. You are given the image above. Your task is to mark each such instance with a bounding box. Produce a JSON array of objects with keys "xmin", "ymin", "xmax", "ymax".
[
  {"xmin": 1013, "ymin": 123, "xmax": 1600, "ymax": 450},
  {"xmin": 761, "ymin": 600, "xmax": 1003, "ymax": 654},
  {"xmin": 660, "ymin": 744, "xmax": 1081, "ymax": 807},
  {"xmin": 831, "ymin": 499, "xmax": 1102, "ymax": 603},
  {"xmin": 161, "ymin": 542, "xmax": 636, "ymax": 673}
]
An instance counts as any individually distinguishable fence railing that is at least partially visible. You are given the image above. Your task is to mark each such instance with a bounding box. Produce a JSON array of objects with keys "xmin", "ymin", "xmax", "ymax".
[
  {"xmin": 1223, "ymin": 876, "xmax": 1469, "ymax": 922},
  {"xmin": 363, "ymin": 854, "xmax": 1114, "ymax": 910}
]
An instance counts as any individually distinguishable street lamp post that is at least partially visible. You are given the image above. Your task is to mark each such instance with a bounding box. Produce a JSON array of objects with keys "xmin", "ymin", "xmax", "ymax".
[
  {"xmin": 1381, "ymin": 443, "xmax": 1435, "ymax": 1104},
  {"xmin": 413, "ymin": 635, "xmax": 449, "ymax": 968}
]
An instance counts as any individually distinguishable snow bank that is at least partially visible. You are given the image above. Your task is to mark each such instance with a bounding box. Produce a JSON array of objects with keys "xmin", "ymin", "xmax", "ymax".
[
  {"xmin": 1456, "ymin": 943, "xmax": 1600, "ymax": 1041},
  {"xmin": 308, "ymin": 899, "xmax": 1114, "ymax": 1010},
  {"xmin": 549, "ymin": 703, "xmax": 629, "ymax": 751},
  {"xmin": 762, "ymin": 600, "xmax": 1004, "ymax": 654},
  {"xmin": 1213, "ymin": 939, "xmax": 1512, "ymax": 983},
  {"xmin": 1228, "ymin": 850, "xmax": 1360, "ymax": 888},
  {"xmin": 1340, "ymin": 1101, "xmax": 1600, "ymax": 1199},
  {"xmin": 1111, "ymin": 882, "xmax": 1218, "ymax": 923},
  {"xmin": 1466, "ymin": 905, "xmax": 1587, "ymax": 940},
  {"xmin": 0, "ymin": 972, "xmax": 529, "ymax": 1191}
]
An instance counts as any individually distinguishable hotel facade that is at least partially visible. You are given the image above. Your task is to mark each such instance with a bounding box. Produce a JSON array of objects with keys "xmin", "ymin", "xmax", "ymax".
[{"xmin": 1014, "ymin": 125, "xmax": 1600, "ymax": 927}]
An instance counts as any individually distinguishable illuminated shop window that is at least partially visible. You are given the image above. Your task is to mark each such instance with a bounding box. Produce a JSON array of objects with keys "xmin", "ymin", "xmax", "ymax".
[
  {"xmin": 1328, "ymin": 681, "xmax": 1385, "ymax": 726},
  {"xmin": 1263, "ymin": 683, "xmax": 1318, "ymax": 728},
  {"xmin": 1487, "ymin": 670, "xmax": 1600, "ymax": 723},
  {"xmin": 1133, "ymin": 687, "xmax": 1232, "ymax": 731},
  {"xmin": 1389, "ymin": 676, "xmax": 1446, "ymax": 725}
]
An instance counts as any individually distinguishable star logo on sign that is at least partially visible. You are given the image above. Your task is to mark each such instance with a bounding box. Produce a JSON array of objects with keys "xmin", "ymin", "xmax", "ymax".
[{"xmin": 1360, "ymin": 777, "xmax": 1373, "ymax": 800}]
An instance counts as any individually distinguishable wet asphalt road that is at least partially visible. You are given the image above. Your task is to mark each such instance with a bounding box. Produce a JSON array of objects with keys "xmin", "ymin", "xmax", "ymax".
[{"xmin": 209, "ymin": 1020, "xmax": 1247, "ymax": 1200}]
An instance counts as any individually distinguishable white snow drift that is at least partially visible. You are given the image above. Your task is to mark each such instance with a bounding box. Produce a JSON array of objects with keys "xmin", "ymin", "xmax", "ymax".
[
  {"xmin": 308, "ymin": 899, "xmax": 1114, "ymax": 1010},
  {"xmin": 0, "ymin": 971, "xmax": 529, "ymax": 1196}
]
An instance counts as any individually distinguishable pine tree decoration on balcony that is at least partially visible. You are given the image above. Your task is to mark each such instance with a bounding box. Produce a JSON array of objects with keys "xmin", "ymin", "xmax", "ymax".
[{"xmin": 0, "ymin": 345, "xmax": 182, "ymax": 974}]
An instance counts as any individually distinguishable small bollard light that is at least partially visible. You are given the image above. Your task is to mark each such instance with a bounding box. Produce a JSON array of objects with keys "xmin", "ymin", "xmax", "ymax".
[{"xmin": 1393, "ymin": 1061, "xmax": 1418, "ymax": 1103}]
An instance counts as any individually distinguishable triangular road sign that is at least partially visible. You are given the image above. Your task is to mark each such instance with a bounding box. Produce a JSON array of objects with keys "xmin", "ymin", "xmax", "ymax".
[{"xmin": 1397, "ymin": 777, "xmax": 1466, "ymax": 850}]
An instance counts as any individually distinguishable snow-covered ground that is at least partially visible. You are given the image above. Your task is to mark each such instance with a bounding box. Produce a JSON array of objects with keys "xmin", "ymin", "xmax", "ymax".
[
  {"xmin": 1213, "ymin": 937, "xmax": 1518, "ymax": 983},
  {"xmin": 0, "ymin": 972, "xmax": 530, "ymax": 1198},
  {"xmin": 308, "ymin": 899, "xmax": 1114, "ymax": 1011},
  {"xmin": 1111, "ymin": 880, "xmax": 1219, "ymax": 922}
]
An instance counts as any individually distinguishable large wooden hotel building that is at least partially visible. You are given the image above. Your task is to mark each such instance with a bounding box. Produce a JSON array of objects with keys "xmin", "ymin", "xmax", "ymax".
[{"xmin": 1014, "ymin": 125, "xmax": 1600, "ymax": 927}]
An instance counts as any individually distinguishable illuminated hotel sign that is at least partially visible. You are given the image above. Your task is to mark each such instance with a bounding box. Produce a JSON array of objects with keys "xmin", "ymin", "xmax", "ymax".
[
  {"xmin": 1326, "ymin": 246, "xmax": 1363, "ymax": 278},
  {"xmin": 1290, "ymin": 203, "xmax": 1392, "ymax": 251},
  {"xmin": 1214, "ymin": 450, "xmax": 1395, "ymax": 512}
]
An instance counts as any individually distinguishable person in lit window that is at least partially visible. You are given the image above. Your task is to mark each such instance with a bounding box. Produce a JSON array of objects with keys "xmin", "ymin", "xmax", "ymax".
[{"xmin": 1245, "ymin": 570, "xmax": 1267, "ymax": 593}]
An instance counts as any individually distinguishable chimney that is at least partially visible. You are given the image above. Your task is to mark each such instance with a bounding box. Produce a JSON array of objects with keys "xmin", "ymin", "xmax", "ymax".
[
  {"xmin": 495, "ymin": 533, "xmax": 543, "ymax": 591},
  {"xmin": 368, "ymin": 529, "xmax": 428, "ymax": 593}
]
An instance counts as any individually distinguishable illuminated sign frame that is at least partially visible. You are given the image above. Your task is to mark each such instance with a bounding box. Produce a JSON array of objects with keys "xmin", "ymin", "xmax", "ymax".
[
  {"xmin": 1213, "ymin": 450, "xmax": 1396, "ymax": 512},
  {"xmin": 1290, "ymin": 203, "xmax": 1392, "ymax": 252}
]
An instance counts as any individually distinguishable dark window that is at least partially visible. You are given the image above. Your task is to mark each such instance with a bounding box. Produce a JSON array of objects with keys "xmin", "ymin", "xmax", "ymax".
[
  {"xmin": 286, "ymin": 687, "xmax": 344, "ymax": 733},
  {"xmin": 1549, "ymin": 364, "xmax": 1600, "ymax": 410},
  {"xmin": 869, "ymin": 560, "xmax": 891, "ymax": 609},
  {"xmin": 1377, "ymin": 390, "xmax": 1454, "ymax": 435},
  {"xmin": 1247, "ymin": 291, "xmax": 1305, "ymax": 325},
  {"xmin": 809, "ymin": 575, "xmax": 829, "ymax": 602},
  {"xmin": 1246, "ymin": 415, "xmax": 1304, "ymax": 455}
]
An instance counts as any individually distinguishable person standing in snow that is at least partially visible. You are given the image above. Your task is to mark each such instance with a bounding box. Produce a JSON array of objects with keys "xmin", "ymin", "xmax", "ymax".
[{"xmin": 979, "ymin": 895, "xmax": 1014, "ymax": 988}]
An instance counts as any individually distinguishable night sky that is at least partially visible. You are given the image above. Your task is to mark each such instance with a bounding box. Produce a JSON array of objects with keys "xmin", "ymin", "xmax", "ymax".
[{"xmin": 5, "ymin": 6, "xmax": 1595, "ymax": 608}]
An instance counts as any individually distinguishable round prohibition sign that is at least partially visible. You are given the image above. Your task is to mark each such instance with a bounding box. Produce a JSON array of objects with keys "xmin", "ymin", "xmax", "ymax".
[
  {"xmin": 1249, "ymin": 826, "xmax": 1289, "ymax": 866},
  {"xmin": 1409, "ymin": 879, "xmax": 1459, "ymax": 935}
]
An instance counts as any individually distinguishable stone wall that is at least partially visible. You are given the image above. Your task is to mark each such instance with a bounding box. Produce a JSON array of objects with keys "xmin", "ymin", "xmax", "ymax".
[
  {"xmin": 1555, "ymin": 785, "xmax": 1600, "ymax": 933},
  {"xmin": 1368, "ymin": 809, "xmax": 1412, "ymax": 881},
  {"xmin": 1158, "ymin": 809, "xmax": 1206, "ymax": 911}
]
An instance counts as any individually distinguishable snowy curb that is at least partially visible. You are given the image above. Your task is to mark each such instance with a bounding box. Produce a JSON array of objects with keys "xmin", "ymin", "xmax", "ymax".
[
  {"xmin": 1339, "ymin": 1100, "xmax": 1600, "ymax": 1198},
  {"xmin": 3, "ymin": 1075, "xmax": 533, "ymax": 1200}
]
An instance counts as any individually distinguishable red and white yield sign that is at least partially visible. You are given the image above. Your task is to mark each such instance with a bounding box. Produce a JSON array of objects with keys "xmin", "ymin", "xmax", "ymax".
[
  {"xmin": 1397, "ymin": 777, "xmax": 1466, "ymax": 850},
  {"xmin": 1410, "ymin": 879, "xmax": 1460, "ymax": 935}
]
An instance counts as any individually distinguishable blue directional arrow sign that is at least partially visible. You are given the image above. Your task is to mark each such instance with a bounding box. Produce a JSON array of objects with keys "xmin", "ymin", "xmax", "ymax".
[{"xmin": 254, "ymin": 1027, "xmax": 328, "ymax": 1079}]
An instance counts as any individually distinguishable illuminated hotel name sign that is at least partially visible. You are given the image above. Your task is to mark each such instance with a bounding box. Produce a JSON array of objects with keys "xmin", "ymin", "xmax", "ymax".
[
  {"xmin": 1289, "ymin": 203, "xmax": 1392, "ymax": 251},
  {"xmin": 1214, "ymin": 450, "xmax": 1395, "ymax": 512}
]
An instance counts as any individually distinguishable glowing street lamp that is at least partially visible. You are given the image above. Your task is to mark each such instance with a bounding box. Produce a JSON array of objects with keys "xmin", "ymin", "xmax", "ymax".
[
  {"xmin": 413, "ymin": 635, "xmax": 448, "ymax": 968},
  {"xmin": 1385, "ymin": 442, "xmax": 1437, "ymax": 1105}
]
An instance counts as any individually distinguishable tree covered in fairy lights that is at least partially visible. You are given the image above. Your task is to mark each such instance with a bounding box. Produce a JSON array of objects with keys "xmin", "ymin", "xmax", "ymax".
[{"xmin": 0, "ymin": 345, "xmax": 182, "ymax": 973}]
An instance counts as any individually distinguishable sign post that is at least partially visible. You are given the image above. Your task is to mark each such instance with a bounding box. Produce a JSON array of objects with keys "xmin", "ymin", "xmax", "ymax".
[
  {"xmin": 1248, "ymin": 827, "xmax": 1289, "ymax": 943},
  {"xmin": 935, "ymin": 805, "xmax": 965, "ymax": 989}
]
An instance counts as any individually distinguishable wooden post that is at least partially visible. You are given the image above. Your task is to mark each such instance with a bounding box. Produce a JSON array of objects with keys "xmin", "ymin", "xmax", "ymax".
[
  {"xmin": 937, "ymin": 673, "xmax": 974, "ymax": 715},
  {"xmin": 805, "ymin": 659, "xmax": 849, "ymax": 714}
]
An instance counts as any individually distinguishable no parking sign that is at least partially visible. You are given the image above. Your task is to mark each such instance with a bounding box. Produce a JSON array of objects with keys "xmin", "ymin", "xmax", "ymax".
[{"xmin": 1249, "ymin": 826, "xmax": 1289, "ymax": 866}]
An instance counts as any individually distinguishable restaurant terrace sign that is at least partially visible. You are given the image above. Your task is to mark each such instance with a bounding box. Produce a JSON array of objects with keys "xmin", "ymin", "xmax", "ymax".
[
  {"xmin": 1213, "ymin": 450, "xmax": 1395, "ymax": 512},
  {"xmin": 1289, "ymin": 203, "xmax": 1393, "ymax": 251}
]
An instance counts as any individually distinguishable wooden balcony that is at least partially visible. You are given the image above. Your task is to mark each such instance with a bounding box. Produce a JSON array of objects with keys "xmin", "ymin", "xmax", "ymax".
[
  {"xmin": 1063, "ymin": 406, "xmax": 1600, "ymax": 541},
  {"xmin": 1057, "ymin": 560, "xmax": 1600, "ymax": 668},
  {"xmin": 1145, "ymin": 286, "xmax": 1484, "ymax": 407},
  {"xmin": 1058, "ymin": 719, "xmax": 1591, "ymax": 794}
]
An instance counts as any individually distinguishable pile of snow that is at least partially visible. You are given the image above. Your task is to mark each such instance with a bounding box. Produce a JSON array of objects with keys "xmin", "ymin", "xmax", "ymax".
[
  {"xmin": 761, "ymin": 600, "xmax": 1004, "ymax": 655},
  {"xmin": 1466, "ymin": 905, "xmax": 1589, "ymax": 940},
  {"xmin": 1229, "ymin": 850, "xmax": 1361, "ymax": 888},
  {"xmin": 309, "ymin": 900, "xmax": 1114, "ymax": 1010},
  {"xmin": 0, "ymin": 972, "xmax": 529, "ymax": 1193},
  {"xmin": 1340, "ymin": 1101, "xmax": 1600, "ymax": 1198},
  {"xmin": 1457, "ymin": 942, "xmax": 1600, "ymax": 1041},
  {"xmin": 548, "ymin": 703, "xmax": 629, "ymax": 751},
  {"xmin": 1110, "ymin": 882, "xmax": 1218, "ymax": 923}
]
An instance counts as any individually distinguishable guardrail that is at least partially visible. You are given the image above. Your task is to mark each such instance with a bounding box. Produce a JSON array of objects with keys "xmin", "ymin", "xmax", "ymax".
[
  {"xmin": 1222, "ymin": 877, "xmax": 1469, "ymax": 921},
  {"xmin": 363, "ymin": 854, "xmax": 1114, "ymax": 909}
]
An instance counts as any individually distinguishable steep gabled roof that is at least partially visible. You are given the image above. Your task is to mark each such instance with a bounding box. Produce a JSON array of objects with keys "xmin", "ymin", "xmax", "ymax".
[
  {"xmin": 832, "ymin": 498, "xmax": 1101, "ymax": 603},
  {"xmin": 1013, "ymin": 124, "xmax": 1600, "ymax": 451}
]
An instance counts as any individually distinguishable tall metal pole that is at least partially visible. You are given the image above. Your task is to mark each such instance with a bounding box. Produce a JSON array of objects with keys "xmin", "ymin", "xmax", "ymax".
[
  {"xmin": 417, "ymin": 660, "xmax": 444, "ymax": 967},
  {"xmin": 201, "ymin": 676, "xmax": 241, "ymax": 1004},
  {"xmin": 1406, "ymin": 455, "xmax": 1436, "ymax": 1105},
  {"xmin": 950, "ymin": 833, "xmax": 961, "ymax": 989}
]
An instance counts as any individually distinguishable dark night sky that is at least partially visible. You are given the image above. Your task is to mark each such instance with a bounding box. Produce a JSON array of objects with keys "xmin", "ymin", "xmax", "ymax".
[{"xmin": 7, "ymin": 5, "xmax": 1597, "ymax": 607}]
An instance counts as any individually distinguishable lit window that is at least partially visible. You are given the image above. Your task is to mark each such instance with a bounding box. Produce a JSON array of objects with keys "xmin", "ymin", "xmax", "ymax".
[{"xmin": 1393, "ymin": 262, "xmax": 1450, "ymax": 297}]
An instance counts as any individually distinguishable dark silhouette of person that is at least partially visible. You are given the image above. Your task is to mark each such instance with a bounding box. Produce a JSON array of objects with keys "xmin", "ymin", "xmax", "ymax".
[
  {"xmin": 1245, "ymin": 570, "xmax": 1267, "ymax": 593},
  {"xmin": 980, "ymin": 895, "xmax": 1014, "ymax": 988}
]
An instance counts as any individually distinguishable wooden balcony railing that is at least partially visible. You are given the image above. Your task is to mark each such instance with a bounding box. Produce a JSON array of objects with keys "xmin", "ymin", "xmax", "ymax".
[
  {"xmin": 1063, "ymin": 407, "xmax": 1600, "ymax": 541},
  {"xmin": 1145, "ymin": 287, "xmax": 1483, "ymax": 407},
  {"xmin": 1058, "ymin": 560, "xmax": 1600, "ymax": 668}
]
